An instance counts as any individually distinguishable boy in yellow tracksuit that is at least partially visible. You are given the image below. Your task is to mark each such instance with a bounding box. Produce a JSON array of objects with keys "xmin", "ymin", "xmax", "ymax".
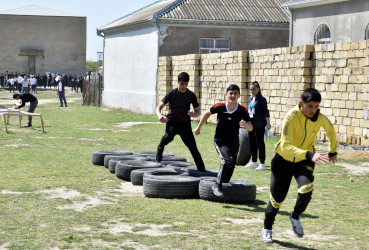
[{"xmin": 262, "ymin": 88, "xmax": 338, "ymax": 243}]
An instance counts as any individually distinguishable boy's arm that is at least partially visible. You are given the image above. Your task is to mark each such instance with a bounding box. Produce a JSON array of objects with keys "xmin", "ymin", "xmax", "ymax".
[
  {"xmin": 240, "ymin": 120, "xmax": 253, "ymax": 131},
  {"xmin": 156, "ymin": 102, "xmax": 168, "ymax": 123},
  {"xmin": 240, "ymin": 109, "xmax": 253, "ymax": 131},
  {"xmin": 188, "ymin": 106, "xmax": 201, "ymax": 118},
  {"xmin": 194, "ymin": 110, "xmax": 211, "ymax": 135},
  {"xmin": 278, "ymin": 115, "xmax": 311, "ymax": 161},
  {"xmin": 321, "ymin": 115, "xmax": 338, "ymax": 164}
]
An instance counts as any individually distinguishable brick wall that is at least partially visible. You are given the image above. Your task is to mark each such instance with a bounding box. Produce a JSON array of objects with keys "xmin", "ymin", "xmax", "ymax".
[{"xmin": 157, "ymin": 40, "xmax": 369, "ymax": 147}]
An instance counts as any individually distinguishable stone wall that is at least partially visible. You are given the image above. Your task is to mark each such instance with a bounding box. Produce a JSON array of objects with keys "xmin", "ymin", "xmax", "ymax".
[{"xmin": 157, "ymin": 40, "xmax": 369, "ymax": 147}]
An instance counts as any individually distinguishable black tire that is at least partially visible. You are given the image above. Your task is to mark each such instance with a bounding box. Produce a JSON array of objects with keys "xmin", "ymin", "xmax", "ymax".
[
  {"xmin": 108, "ymin": 156, "xmax": 146, "ymax": 173},
  {"xmin": 198, "ymin": 177, "xmax": 256, "ymax": 204},
  {"xmin": 130, "ymin": 167, "xmax": 165, "ymax": 186},
  {"xmin": 134, "ymin": 151, "xmax": 173, "ymax": 157},
  {"xmin": 104, "ymin": 154, "xmax": 142, "ymax": 168},
  {"xmin": 160, "ymin": 160, "xmax": 194, "ymax": 167},
  {"xmin": 143, "ymin": 169, "xmax": 199, "ymax": 199},
  {"xmin": 182, "ymin": 168, "xmax": 219, "ymax": 178},
  {"xmin": 146, "ymin": 155, "xmax": 187, "ymax": 162},
  {"xmin": 115, "ymin": 160, "xmax": 162, "ymax": 181},
  {"xmin": 92, "ymin": 150, "xmax": 132, "ymax": 166},
  {"xmin": 165, "ymin": 161, "xmax": 196, "ymax": 170},
  {"xmin": 236, "ymin": 128, "xmax": 252, "ymax": 165}
]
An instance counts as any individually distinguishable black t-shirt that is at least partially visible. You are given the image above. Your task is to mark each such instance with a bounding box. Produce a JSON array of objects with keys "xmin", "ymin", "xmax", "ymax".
[
  {"xmin": 162, "ymin": 88, "xmax": 199, "ymax": 123},
  {"xmin": 210, "ymin": 102, "xmax": 251, "ymax": 142},
  {"xmin": 19, "ymin": 93, "xmax": 37, "ymax": 108}
]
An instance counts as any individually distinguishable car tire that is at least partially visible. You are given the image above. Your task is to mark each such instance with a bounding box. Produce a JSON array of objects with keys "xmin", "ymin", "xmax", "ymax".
[
  {"xmin": 92, "ymin": 150, "xmax": 132, "ymax": 166},
  {"xmin": 236, "ymin": 128, "xmax": 252, "ymax": 166},
  {"xmin": 198, "ymin": 177, "xmax": 256, "ymax": 204},
  {"xmin": 143, "ymin": 169, "xmax": 199, "ymax": 199},
  {"xmin": 115, "ymin": 160, "xmax": 162, "ymax": 181}
]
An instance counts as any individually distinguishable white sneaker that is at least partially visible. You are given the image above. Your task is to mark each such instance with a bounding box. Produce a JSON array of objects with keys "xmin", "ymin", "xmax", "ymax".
[
  {"xmin": 290, "ymin": 213, "xmax": 304, "ymax": 237},
  {"xmin": 256, "ymin": 164, "xmax": 266, "ymax": 171},
  {"xmin": 245, "ymin": 162, "xmax": 258, "ymax": 169},
  {"xmin": 261, "ymin": 228, "xmax": 273, "ymax": 243}
]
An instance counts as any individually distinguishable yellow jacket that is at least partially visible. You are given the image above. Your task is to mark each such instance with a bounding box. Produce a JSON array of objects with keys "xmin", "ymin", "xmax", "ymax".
[{"xmin": 276, "ymin": 104, "xmax": 337, "ymax": 163}]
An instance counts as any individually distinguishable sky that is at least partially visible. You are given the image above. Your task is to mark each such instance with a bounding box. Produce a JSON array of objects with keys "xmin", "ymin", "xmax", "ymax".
[{"xmin": 0, "ymin": 0, "xmax": 158, "ymax": 60}]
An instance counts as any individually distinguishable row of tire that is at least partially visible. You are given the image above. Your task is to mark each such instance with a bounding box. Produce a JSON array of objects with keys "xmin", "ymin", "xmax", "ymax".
[{"xmin": 92, "ymin": 150, "xmax": 256, "ymax": 204}]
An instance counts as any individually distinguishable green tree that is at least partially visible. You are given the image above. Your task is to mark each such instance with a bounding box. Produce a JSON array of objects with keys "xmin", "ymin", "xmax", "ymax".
[{"xmin": 86, "ymin": 60, "xmax": 97, "ymax": 72}]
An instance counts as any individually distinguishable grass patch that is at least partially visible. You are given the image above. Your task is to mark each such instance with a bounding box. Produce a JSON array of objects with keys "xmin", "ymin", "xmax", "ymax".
[{"xmin": 0, "ymin": 89, "xmax": 368, "ymax": 249}]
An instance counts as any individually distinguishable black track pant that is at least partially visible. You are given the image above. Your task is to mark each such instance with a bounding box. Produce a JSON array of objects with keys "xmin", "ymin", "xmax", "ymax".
[
  {"xmin": 264, "ymin": 153, "xmax": 315, "ymax": 230},
  {"xmin": 158, "ymin": 121, "xmax": 205, "ymax": 171},
  {"xmin": 249, "ymin": 126, "xmax": 266, "ymax": 164},
  {"xmin": 214, "ymin": 139, "xmax": 239, "ymax": 186},
  {"xmin": 27, "ymin": 100, "xmax": 38, "ymax": 126}
]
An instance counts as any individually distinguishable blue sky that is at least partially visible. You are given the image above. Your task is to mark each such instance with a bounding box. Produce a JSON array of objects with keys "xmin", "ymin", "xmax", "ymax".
[{"xmin": 1, "ymin": 0, "xmax": 158, "ymax": 60}]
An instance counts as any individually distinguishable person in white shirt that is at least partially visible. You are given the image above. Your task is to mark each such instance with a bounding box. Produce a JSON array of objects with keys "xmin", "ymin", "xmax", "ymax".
[
  {"xmin": 9, "ymin": 77, "xmax": 15, "ymax": 92},
  {"xmin": 57, "ymin": 75, "xmax": 67, "ymax": 107},
  {"xmin": 30, "ymin": 76, "xmax": 37, "ymax": 93}
]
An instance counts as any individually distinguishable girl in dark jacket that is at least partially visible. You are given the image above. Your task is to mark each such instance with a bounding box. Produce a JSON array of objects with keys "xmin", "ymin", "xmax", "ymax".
[{"xmin": 245, "ymin": 81, "xmax": 271, "ymax": 171}]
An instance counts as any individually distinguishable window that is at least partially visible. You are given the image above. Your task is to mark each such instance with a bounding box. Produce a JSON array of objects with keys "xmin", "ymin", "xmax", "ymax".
[
  {"xmin": 314, "ymin": 24, "xmax": 331, "ymax": 44},
  {"xmin": 199, "ymin": 38, "xmax": 230, "ymax": 54},
  {"xmin": 365, "ymin": 23, "xmax": 369, "ymax": 40}
]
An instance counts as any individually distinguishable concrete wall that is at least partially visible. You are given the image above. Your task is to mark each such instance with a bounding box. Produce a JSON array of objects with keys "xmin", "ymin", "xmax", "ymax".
[
  {"xmin": 159, "ymin": 26, "xmax": 289, "ymax": 56},
  {"xmin": 158, "ymin": 40, "xmax": 369, "ymax": 147},
  {"xmin": 0, "ymin": 14, "xmax": 86, "ymax": 75},
  {"xmin": 102, "ymin": 26, "xmax": 158, "ymax": 114},
  {"xmin": 292, "ymin": 0, "xmax": 369, "ymax": 46}
]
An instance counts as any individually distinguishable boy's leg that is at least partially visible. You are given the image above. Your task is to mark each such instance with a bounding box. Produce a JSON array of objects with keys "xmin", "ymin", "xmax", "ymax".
[
  {"xmin": 179, "ymin": 123, "xmax": 205, "ymax": 171},
  {"xmin": 292, "ymin": 161, "xmax": 315, "ymax": 219},
  {"xmin": 288, "ymin": 161, "xmax": 314, "ymax": 238},
  {"xmin": 214, "ymin": 140, "xmax": 237, "ymax": 185},
  {"xmin": 264, "ymin": 154, "xmax": 294, "ymax": 230},
  {"xmin": 156, "ymin": 121, "xmax": 177, "ymax": 162},
  {"xmin": 26, "ymin": 100, "xmax": 38, "ymax": 126}
]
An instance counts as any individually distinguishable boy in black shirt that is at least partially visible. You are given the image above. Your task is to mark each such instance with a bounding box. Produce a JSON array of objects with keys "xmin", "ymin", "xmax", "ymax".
[
  {"xmin": 13, "ymin": 93, "xmax": 38, "ymax": 127},
  {"xmin": 156, "ymin": 72, "xmax": 205, "ymax": 171},
  {"xmin": 195, "ymin": 84, "xmax": 253, "ymax": 197}
]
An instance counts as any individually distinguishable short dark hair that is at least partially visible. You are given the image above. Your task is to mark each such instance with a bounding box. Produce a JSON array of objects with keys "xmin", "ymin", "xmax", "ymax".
[
  {"xmin": 226, "ymin": 84, "xmax": 240, "ymax": 93},
  {"xmin": 301, "ymin": 88, "xmax": 321, "ymax": 103},
  {"xmin": 13, "ymin": 93, "xmax": 20, "ymax": 99},
  {"xmin": 178, "ymin": 72, "xmax": 190, "ymax": 82}
]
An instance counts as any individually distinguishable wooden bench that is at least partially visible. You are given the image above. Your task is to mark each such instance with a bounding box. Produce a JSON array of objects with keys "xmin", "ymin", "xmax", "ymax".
[{"xmin": 0, "ymin": 108, "xmax": 45, "ymax": 133}]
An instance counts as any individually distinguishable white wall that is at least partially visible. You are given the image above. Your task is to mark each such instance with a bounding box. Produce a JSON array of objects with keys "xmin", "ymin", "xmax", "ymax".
[
  {"xmin": 292, "ymin": 0, "xmax": 369, "ymax": 46},
  {"xmin": 102, "ymin": 26, "xmax": 158, "ymax": 114}
]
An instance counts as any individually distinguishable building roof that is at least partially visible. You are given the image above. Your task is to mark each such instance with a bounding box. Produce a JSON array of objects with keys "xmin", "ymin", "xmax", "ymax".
[
  {"xmin": 282, "ymin": 0, "xmax": 350, "ymax": 9},
  {"xmin": 99, "ymin": 0, "xmax": 289, "ymax": 31},
  {"xmin": 0, "ymin": 5, "xmax": 84, "ymax": 17}
]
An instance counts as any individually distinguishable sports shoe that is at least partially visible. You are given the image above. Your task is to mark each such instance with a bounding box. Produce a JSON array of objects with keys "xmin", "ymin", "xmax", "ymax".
[
  {"xmin": 245, "ymin": 162, "xmax": 258, "ymax": 169},
  {"xmin": 23, "ymin": 124, "xmax": 32, "ymax": 128},
  {"xmin": 290, "ymin": 213, "xmax": 304, "ymax": 237},
  {"xmin": 261, "ymin": 228, "xmax": 273, "ymax": 243},
  {"xmin": 212, "ymin": 184, "xmax": 224, "ymax": 197},
  {"xmin": 256, "ymin": 164, "xmax": 266, "ymax": 171},
  {"xmin": 155, "ymin": 147, "xmax": 163, "ymax": 162}
]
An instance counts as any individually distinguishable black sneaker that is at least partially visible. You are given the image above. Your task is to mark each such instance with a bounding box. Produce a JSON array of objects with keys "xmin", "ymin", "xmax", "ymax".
[
  {"xmin": 24, "ymin": 124, "xmax": 32, "ymax": 128},
  {"xmin": 212, "ymin": 184, "xmax": 224, "ymax": 197},
  {"xmin": 156, "ymin": 147, "xmax": 163, "ymax": 162}
]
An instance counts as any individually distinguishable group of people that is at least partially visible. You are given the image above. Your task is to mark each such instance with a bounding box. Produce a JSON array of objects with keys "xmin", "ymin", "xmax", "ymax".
[
  {"xmin": 0, "ymin": 71, "xmax": 84, "ymax": 93},
  {"xmin": 8, "ymin": 72, "xmax": 83, "ymax": 126},
  {"xmin": 155, "ymin": 72, "xmax": 338, "ymax": 243}
]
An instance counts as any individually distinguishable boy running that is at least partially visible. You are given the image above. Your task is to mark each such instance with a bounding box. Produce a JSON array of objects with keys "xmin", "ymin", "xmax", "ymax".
[
  {"xmin": 156, "ymin": 72, "xmax": 205, "ymax": 171},
  {"xmin": 194, "ymin": 84, "xmax": 253, "ymax": 197},
  {"xmin": 261, "ymin": 88, "xmax": 337, "ymax": 243}
]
